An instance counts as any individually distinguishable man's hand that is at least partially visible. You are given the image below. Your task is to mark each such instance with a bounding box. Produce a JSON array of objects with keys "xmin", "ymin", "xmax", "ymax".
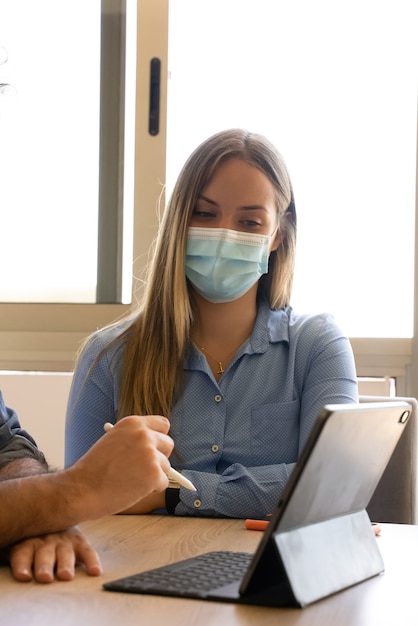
[
  {"xmin": 0, "ymin": 415, "xmax": 174, "ymax": 550},
  {"xmin": 67, "ymin": 414, "xmax": 174, "ymax": 520},
  {"xmin": 8, "ymin": 527, "xmax": 101, "ymax": 583}
]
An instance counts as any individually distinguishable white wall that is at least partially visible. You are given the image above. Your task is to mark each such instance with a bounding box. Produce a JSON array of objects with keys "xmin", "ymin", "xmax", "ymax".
[{"xmin": 0, "ymin": 371, "xmax": 72, "ymax": 468}]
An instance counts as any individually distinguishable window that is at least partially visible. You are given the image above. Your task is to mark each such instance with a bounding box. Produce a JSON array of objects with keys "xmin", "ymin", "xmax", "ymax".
[
  {"xmin": 166, "ymin": 0, "xmax": 417, "ymax": 339},
  {"xmin": 0, "ymin": 0, "xmax": 166, "ymax": 370},
  {"xmin": 2, "ymin": 0, "xmax": 418, "ymax": 401},
  {"xmin": 165, "ymin": 0, "xmax": 418, "ymax": 397},
  {"xmin": 0, "ymin": 0, "xmax": 136, "ymax": 304}
]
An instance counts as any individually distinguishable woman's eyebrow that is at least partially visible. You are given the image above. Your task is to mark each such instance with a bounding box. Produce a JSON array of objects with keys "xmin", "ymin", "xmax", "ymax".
[
  {"xmin": 197, "ymin": 194, "xmax": 218, "ymax": 206},
  {"xmin": 198, "ymin": 195, "xmax": 268, "ymax": 212},
  {"xmin": 239, "ymin": 205, "xmax": 268, "ymax": 212}
]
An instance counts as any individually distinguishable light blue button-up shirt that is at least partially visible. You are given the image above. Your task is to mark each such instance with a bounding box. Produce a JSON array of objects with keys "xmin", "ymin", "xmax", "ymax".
[{"xmin": 65, "ymin": 299, "xmax": 358, "ymax": 519}]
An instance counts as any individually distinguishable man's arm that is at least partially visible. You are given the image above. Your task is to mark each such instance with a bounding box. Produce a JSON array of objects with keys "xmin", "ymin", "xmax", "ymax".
[
  {"xmin": 0, "ymin": 456, "xmax": 48, "ymax": 480},
  {"xmin": 0, "ymin": 456, "xmax": 103, "ymax": 583},
  {"xmin": 0, "ymin": 415, "xmax": 173, "ymax": 548},
  {"xmin": 0, "ymin": 392, "xmax": 102, "ymax": 581},
  {"xmin": 0, "ymin": 469, "xmax": 88, "ymax": 548}
]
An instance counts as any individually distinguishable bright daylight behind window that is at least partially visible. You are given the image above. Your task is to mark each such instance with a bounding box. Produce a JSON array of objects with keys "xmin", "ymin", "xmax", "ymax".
[
  {"xmin": 166, "ymin": 0, "xmax": 417, "ymax": 338},
  {"xmin": 0, "ymin": 0, "xmax": 100, "ymax": 302}
]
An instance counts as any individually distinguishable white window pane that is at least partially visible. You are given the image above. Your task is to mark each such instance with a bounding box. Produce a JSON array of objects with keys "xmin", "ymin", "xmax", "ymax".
[
  {"xmin": 0, "ymin": 0, "xmax": 101, "ymax": 302},
  {"xmin": 166, "ymin": 0, "xmax": 417, "ymax": 338}
]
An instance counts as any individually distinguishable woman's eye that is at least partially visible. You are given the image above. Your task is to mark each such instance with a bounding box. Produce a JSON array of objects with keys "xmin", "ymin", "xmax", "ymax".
[
  {"xmin": 192, "ymin": 209, "xmax": 215, "ymax": 218},
  {"xmin": 241, "ymin": 219, "xmax": 262, "ymax": 227}
]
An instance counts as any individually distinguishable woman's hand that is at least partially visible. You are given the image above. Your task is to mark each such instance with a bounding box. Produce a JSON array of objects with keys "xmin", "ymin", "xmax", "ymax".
[{"xmin": 8, "ymin": 527, "xmax": 101, "ymax": 583}]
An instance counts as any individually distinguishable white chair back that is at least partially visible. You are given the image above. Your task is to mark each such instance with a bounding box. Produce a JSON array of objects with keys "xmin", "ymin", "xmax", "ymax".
[{"xmin": 360, "ymin": 395, "xmax": 418, "ymax": 524}]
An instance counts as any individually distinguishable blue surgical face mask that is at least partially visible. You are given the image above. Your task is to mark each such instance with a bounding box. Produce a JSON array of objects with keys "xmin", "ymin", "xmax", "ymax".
[{"xmin": 185, "ymin": 227, "xmax": 271, "ymax": 303}]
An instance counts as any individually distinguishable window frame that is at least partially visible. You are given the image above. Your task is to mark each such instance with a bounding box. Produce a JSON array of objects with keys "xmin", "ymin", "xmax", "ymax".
[
  {"xmin": 1, "ymin": 0, "xmax": 417, "ymax": 408},
  {"xmin": 0, "ymin": 0, "xmax": 168, "ymax": 372}
]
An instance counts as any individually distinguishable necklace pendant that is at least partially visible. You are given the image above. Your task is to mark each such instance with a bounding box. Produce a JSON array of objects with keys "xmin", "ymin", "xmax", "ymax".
[{"xmin": 217, "ymin": 362, "xmax": 225, "ymax": 375}]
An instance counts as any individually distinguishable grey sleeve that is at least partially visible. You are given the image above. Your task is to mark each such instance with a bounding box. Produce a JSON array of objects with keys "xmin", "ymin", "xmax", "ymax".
[{"xmin": 0, "ymin": 390, "xmax": 47, "ymax": 469}]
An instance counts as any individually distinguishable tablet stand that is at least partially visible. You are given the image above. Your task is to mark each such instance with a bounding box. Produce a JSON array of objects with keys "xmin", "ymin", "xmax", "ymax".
[{"xmin": 244, "ymin": 509, "xmax": 384, "ymax": 607}]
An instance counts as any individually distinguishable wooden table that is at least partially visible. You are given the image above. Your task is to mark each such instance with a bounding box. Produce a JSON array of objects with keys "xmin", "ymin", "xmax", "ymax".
[{"xmin": 1, "ymin": 515, "xmax": 417, "ymax": 626}]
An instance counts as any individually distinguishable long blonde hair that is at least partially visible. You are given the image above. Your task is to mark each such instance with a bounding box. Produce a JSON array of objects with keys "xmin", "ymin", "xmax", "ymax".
[{"xmin": 114, "ymin": 129, "xmax": 296, "ymax": 419}]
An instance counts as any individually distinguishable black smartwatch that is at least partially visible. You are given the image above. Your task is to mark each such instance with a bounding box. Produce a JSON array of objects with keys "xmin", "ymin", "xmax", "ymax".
[{"xmin": 165, "ymin": 479, "xmax": 180, "ymax": 514}]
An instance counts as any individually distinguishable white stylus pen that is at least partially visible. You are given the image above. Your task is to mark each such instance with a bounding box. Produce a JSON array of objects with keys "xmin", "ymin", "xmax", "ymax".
[{"xmin": 103, "ymin": 422, "xmax": 197, "ymax": 491}]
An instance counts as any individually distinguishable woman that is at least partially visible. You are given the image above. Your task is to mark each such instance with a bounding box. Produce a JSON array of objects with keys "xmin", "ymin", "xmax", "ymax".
[{"xmin": 65, "ymin": 128, "xmax": 358, "ymax": 519}]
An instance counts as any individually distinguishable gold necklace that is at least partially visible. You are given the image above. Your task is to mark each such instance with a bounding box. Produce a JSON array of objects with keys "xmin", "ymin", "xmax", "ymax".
[{"xmin": 199, "ymin": 345, "xmax": 238, "ymax": 377}]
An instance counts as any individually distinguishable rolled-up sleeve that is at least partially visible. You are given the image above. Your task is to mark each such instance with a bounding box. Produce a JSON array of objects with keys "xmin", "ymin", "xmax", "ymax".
[{"xmin": 0, "ymin": 390, "xmax": 46, "ymax": 469}]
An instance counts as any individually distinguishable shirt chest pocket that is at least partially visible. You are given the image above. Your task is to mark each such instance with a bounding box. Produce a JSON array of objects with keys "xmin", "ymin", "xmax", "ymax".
[{"xmin": 251, "ymin": 400, "xmax": 300, "ymax": 464}]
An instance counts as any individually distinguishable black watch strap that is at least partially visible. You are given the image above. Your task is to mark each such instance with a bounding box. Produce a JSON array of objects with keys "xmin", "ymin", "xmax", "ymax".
[{"xmin": 165, "ymin": 487, "xmax": 181, "ymax": 514}]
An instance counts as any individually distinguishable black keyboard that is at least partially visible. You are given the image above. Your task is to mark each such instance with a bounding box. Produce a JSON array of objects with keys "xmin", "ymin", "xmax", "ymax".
[{"xmin": 103, "ymin": 551, "xmax": 253, "ymax": 597}]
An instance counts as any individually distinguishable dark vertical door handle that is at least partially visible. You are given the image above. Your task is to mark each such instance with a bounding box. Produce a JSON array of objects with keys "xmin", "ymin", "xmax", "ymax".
[{"xmin": 149, "ymin": 57, "xmax": 160, "ymax": 135}]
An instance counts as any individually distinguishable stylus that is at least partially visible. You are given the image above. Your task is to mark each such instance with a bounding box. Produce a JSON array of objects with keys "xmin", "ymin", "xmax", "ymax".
[{"xmin": 103, "ymin": 422, "xmax": 197, "ymax": 491}]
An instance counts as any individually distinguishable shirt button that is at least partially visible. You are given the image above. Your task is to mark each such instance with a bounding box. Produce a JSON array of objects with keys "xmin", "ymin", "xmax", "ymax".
[
  {"xmin": 211, "ymin": 444, "xmax": 219, "ymax": 453},
  {"xmin": 193, "ymin": 499, "xmax": 202, "ymax": 508},
  {"xmin": 214, "ymin": 394, "xmax": 222, "ymax": 402}
]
